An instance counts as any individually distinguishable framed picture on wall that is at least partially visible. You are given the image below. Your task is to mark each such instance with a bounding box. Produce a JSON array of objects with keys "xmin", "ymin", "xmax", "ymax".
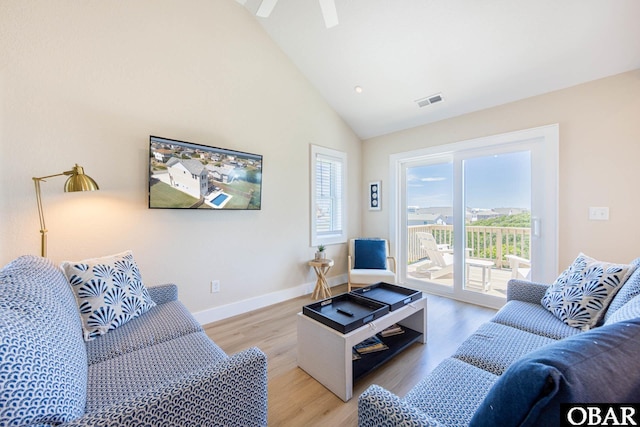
[{"xmin": 369, "ymin": 181, "xmax": 381, "ymax": 211}]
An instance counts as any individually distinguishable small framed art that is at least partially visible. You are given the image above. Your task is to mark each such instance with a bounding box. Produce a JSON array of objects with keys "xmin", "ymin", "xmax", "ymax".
[{"xmin": 369, "ymin": 181, "xmax": 381, "ymax": 211}]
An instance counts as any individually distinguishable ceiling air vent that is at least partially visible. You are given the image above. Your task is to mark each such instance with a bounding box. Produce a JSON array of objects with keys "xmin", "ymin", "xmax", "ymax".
[{"xmin": 415, "ymin": 93, "xmax": 444, "ymax": 108}]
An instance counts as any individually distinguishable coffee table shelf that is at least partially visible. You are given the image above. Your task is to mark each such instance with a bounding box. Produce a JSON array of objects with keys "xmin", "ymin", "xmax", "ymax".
[
  {"xmin": 352, "ymin": 326, "xmax": 422, "ymax": 381},
  {"xmin": 297, "ymin": 295, "xmax": 427, "ymax": 401}
]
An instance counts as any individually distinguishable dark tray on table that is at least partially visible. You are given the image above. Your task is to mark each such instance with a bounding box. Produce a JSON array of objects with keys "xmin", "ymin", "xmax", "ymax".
[
  {"xmin": 303, "ymin": 293, "xmax": 390, "ymax": 334},
  {"xmin": 350, "ymin": 282, "xmax": 422, "ymax": 311}
]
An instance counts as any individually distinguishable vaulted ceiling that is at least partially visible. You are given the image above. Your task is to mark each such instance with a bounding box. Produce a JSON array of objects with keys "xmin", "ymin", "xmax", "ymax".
[{"xmin": 237, "ymin": 0, "xmax": 640, "ymax": 139}]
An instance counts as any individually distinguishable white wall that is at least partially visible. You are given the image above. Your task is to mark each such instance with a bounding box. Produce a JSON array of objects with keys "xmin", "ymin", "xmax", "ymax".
[
  {"xmin": 0, "ymin": 1, "xmax": 362, "ymax": 316},
  {"xmin": 362, "ymin": 69, "xmax": 640, "ymax": 271}
]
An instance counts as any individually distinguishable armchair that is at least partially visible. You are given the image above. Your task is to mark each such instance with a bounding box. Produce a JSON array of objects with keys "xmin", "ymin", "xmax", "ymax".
[
  {"xmin": 348, "ymin": 238, "xmax": 396, "ymax": 291},
  {"xmin": 505, "ymin": 254, "xmax": 531, "ymax": 280},
  {"xmin": 415, "ymin": 231, "xmax": 453, "ymax": 279}
]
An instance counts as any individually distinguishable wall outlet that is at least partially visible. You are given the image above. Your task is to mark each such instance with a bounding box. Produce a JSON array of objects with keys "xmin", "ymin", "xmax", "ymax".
[
  {"xmin": 211, "ymin": 280, "xmax": 221, "ymax": 293},
  {"xmin": 588, "ymin": 207, "xmax": 609, "ymax": 221}
]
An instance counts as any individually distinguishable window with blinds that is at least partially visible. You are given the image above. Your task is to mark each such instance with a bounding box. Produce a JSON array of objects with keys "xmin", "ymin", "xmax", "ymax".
[{"xmin": 311, "ymin": 145, "xmax": 347, "ymax": 246}]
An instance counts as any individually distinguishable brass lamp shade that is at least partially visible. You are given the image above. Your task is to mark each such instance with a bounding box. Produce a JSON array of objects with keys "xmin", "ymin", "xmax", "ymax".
[
  {"xmin": 33, "ymin": 164, "xmax": 99, "ymax": 257},
  {"xmin": 64, "ymin": 165, "xmax": 100, "ymax": 192}
]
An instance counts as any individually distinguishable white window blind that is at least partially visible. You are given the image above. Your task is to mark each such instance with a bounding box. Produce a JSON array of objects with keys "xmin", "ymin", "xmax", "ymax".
[
  {"xmin": 311, "ymin": 145, "xmax": 347, "ymax": 246},
  {"xmin": 315, "ymin": 154, "xmax": 343, "ymax": 235}
]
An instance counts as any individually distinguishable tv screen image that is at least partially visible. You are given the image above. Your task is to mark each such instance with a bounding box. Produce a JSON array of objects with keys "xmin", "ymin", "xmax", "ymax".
[{"xmin": 149, "ymin": 136, "xmax": 263, "ymax": 210}]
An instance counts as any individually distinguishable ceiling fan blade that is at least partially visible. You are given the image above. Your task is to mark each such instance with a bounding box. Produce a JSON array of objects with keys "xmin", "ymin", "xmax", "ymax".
[
  {"xmin": 257, "ymin": 0, "xmax": 279, "ymax": 18},
  {"xmin": 318, "ymin": 0, "xmax": 338, "ymax": 28}
]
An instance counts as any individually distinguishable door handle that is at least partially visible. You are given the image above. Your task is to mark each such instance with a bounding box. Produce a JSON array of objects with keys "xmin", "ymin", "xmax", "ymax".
[{"xmin": 532, "ymin": 217, "xmax": 541, "ymax": 238}]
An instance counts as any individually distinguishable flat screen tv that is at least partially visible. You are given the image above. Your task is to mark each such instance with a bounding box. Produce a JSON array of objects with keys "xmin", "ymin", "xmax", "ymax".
[{"xmin": 149, "ymin": 135, "xmax": 263, "ymax": 210}]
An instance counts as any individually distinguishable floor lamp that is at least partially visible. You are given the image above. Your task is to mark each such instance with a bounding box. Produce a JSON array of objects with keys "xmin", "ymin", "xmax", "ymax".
[{"xmin": 33, "ymin": 164, "xmax": 99, "ymax": 258}]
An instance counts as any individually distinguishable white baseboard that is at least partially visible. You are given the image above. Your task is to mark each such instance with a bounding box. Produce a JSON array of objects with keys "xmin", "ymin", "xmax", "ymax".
[{"xmin": 192, "ymin": 273, "xmax": 347, "ymax": 325}]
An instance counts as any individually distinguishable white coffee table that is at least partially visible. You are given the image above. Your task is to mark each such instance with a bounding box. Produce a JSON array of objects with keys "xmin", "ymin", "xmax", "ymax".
[{"xmin": 297, "ymin": 295, "xmax": 427, "ymax": 401}]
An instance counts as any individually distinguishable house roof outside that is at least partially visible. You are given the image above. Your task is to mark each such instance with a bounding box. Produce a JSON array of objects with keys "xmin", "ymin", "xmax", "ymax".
[
  {"xmin": 206, "ymin": 164, "xmax": 235, "ymax": 176},
  {"xmin": 493, "ymin": 207, "xmax": 528, "ymax": 216},
  {"xmin": 408, "ymin": 213, "xmax": 443, "ymax": 224},
  {"xmin": 416, "ymin": 207, "xmax": 453, "ymax": 217},
  {"xmin": 167, "ymin": 157, "xmax": 206, "ymax": 176}
]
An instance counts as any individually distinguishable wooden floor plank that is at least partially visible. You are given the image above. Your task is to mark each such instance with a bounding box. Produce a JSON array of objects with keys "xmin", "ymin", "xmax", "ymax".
[{"xmin": 203, "ymin": 284, "xmax": 497, "ymax": 426}]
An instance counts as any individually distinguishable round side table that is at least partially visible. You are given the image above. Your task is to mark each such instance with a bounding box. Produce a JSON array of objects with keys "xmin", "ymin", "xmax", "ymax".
[{"xmin": 308, "ymin": 258, "xmax": 334, "ymax": 300}]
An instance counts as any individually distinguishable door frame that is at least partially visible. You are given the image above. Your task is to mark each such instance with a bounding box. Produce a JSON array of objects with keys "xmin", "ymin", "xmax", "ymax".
[{"xmin": 389, "ymin": 124, "xmax": 559, "ymax": 309}]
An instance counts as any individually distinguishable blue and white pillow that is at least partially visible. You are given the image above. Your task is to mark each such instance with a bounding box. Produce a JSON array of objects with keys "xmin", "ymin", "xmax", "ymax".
[
  {"xmin": 61, "ymin": 250, "xmax": 156, "ymax": 341},
  {"xmin": 541, "ymin": 253, "xmax": 635, "ymax": 330}
]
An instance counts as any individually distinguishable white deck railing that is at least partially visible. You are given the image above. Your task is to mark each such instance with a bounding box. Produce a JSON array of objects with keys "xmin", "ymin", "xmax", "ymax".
[{"xmin": 407, "ymin": 224, "xmax": 530, "ymax": 268}]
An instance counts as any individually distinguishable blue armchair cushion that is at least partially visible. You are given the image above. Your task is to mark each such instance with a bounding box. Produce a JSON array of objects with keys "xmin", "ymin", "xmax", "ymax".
[
  {"xmin": 604, "ymin": 257, "xmax": 640, "ymax": 322},
  {"xmin": 541, "ymin": 253, "xmax": 635, "ymax": 330},
  {"xmin": 1, "ymin": 256, "xmax": 88, "ymax": 425},
  {"xmin": 605, "ymin": 293, "xmax": 640, "ymax": 325},
  {"xmin": 85, "ymin": 299, "xmax": 203, "ymax": 365},
  {"xmin": 61, "ymin": 250, "xmax": 156, "ymax": 341},
  {"xmin": 470, "ymin": 317, "xmax": 640, "ymax": 427},
  {"xmin": 354, "ymin": 239, "xmax": 387, "ymax": 270}
]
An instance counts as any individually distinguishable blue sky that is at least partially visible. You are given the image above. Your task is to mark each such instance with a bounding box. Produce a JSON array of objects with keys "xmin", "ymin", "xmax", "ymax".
[{"xmin": 407, "ymin": 151, "xmax": 531, "ymax": 209}]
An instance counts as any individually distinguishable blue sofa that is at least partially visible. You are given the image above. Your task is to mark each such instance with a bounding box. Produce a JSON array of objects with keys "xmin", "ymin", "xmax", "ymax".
[
  {"xmin": 359, "ymin": 259, "xmax": 640, "ymax": 427},
  {"xmin": 0, "ymin": 255, "xmax": 268, "ymax": 427}
]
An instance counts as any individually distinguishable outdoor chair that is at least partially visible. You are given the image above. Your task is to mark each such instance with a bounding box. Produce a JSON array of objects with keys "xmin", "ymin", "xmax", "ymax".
[
  {"xmin": 347, "ymin": 238, "xmax": 396, "ymax": 291},
  {"xmin": 415, "ymin": 232, "xmax": 454, "ymax": 279},
  {"xmin": 505, "ymin": 254, "xmax": 532, "ymax": 280},
  {"xmin": 416, "ymin": 232, "xmax": 495, "ymax": 290}
]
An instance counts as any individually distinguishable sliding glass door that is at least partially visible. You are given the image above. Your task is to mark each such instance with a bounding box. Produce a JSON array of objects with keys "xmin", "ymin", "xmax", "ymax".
[
  {"xmin": 391, "ymin": 125, "xmax": 558, "ymax": 308},
  {"xmin": 405, "ymin": 159, "xmax": 456, "ymax": 293},
  {"xmin": 459, "ymin": 150, "xmax": 531, "ymax": 301}
]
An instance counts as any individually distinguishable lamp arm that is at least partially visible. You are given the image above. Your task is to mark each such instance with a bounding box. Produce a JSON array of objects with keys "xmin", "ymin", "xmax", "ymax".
[
  {"xmin": 33, "ymin": 170, "xmax": 74, "ymax": 181},
  {"xmin": 32, "ymin": 177, "xmax": 48, "ymax": 257},
  {"xmin": 32, "ymin": 168, "xmax": 77, "ymax": 236}
]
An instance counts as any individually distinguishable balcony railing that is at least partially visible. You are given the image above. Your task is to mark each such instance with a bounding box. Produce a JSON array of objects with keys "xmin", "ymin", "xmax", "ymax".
[{"xmin": 408, "ymin": 224, "xmax": 530, "ymax": 268}]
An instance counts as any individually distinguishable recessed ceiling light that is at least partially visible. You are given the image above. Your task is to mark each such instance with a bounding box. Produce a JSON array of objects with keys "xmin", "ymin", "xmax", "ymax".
[{"xmin": 354, "ymin": 86, "xmax": 363, "ymax": 94}]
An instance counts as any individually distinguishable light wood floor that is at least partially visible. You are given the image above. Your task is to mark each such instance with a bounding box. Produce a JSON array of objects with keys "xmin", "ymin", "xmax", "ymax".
[{"xmin": 203, "ymin": 284, "xmax": 497, "ymax": 427}]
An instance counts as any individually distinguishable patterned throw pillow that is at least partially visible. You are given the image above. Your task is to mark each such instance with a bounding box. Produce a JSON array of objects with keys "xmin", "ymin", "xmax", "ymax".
[
  {"xmin": 541, "ymin": 253, "xmax": 635, "ymax": 330},
  {"xmin": 61, "ymin": 250, "xmax": 156, "ymax": 341}
]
